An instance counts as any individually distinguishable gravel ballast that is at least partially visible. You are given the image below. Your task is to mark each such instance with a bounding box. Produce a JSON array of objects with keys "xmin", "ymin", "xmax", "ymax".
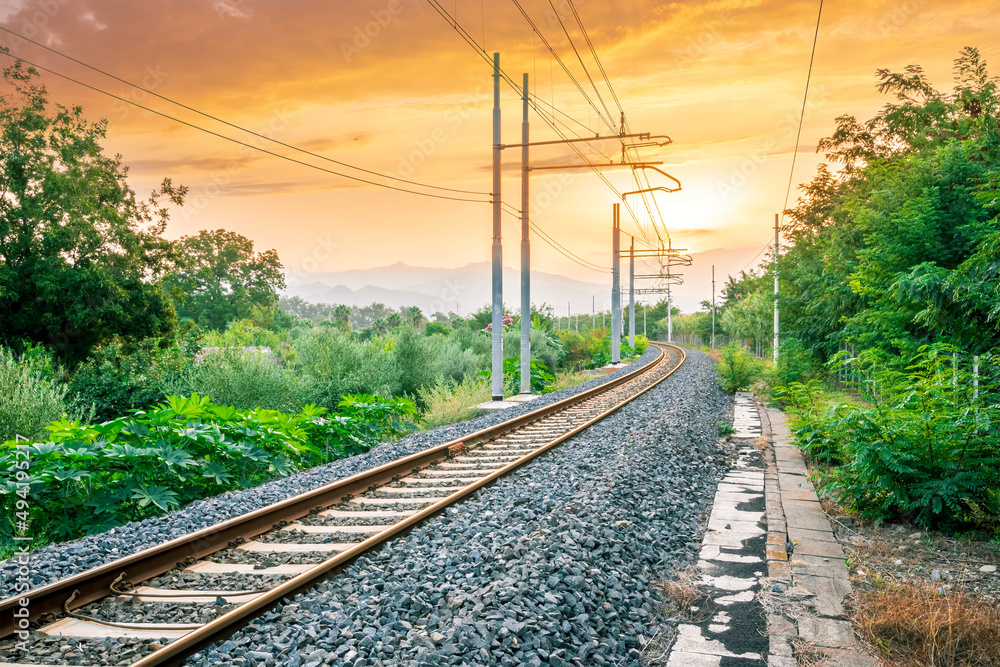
[
  {"xmin": 183, "ymin": 348, "xmax": 732, "ymax": 666},
  {"xmin": 0, "ymin": 350, "xmax": 659, "ymax": 592}
]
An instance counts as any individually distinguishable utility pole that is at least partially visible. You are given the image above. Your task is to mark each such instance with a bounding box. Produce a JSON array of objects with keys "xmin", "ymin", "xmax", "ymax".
[
  {"xmin": 519, "ymin": 72, "xmax": 531, "ymax": 395},
  {"xmin": 773, "ymin": 213, "xmax": 779, "ymax": 364},
  {"xmin": 667, "ymin": 283, "xmax": 673, "ymax": 343},
  {"xmin": 711, "ymin": 264, "xmax": 716, "ymax": 350},
  {"xmin": 628, "ymin": 237, "xmax": 635, "ymax": 348},
  {"xmin": 666, "ymin": 238, "xmax": 673, "ymax": 344},
  {"xmin": 592, "ymin": 295, "xmax": 595, "ymax": 329},
  {"xmin": 567, "ymin": 302, "xmax": 571, "ymax": 333},
  {"xmin": 490, "ymin": 52, "xmax": 503, "ymax": 401},
  {"xmin": 611, "ymin": 204, "xmax": 621, "ymax": 364},
  {"xmin": 643, "ymin": 302, "xmax": 646, "ymax": 336}
]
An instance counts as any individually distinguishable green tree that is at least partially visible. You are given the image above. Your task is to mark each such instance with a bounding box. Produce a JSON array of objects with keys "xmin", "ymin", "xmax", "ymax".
[
  {"xmin": 0, "ymin": 59, "xmax": 184, "ymax": 363},
  {"xmin": 333, "ymin": 304, "xmax": 352, "ymax": 332},
  {"xmin": 171, "ymin": 229, "xmax": 285, "ymax": 331}
]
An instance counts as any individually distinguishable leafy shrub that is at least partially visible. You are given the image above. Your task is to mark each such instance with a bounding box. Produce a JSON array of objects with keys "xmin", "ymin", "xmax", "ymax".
[
  {"xmin": 424, "ymin": 334, "xmax": 484, "ymax": 385},
  {"xmin": 295, "ymin": 329, "xmax": 399, "ymax": 407},
  {"xmin": 506, "ymin": 327, "xmax": 565, "ymax": 373},
  {"xmin": 418, "ymin": 376, "xmax": 491, "ymax": 429},
  {"xmin": 495, "ymin": 357, "xmax": 556, "ymax": 394},
  {"xmin": 715, "ymin": 343, "xmax": 763, "ymax": 393},
  {"xmin": 0, "ymin": 392, "xmax": 416, "ymax": 543},
  {"xmin": 424, "ymin": 321, "xmax": 450, "ymax": 336},
  {"xmin": 0, "ymin": 347, "xmax": 80, "ymax": 442},
  {"xmin": 68, "ymin": 338, "xmax": 193, "ymax": 421},
  {"xmin": 771, "ymin": 380, "xmax": 843, "ymax": 464},
  {"xmin": 392, "ymin": 327, "xmax": 437, "ymax": 398},
  {"xmin": 787, "ymin": 346, "xmax": 1000, "ymax": 528},
  {"xmin": 767, "ymin": 337, "xmax": 818, "ymax": 392},
  {"xmin": 168, "ymin": 349, "xmax": 303, "ymax": 412}
]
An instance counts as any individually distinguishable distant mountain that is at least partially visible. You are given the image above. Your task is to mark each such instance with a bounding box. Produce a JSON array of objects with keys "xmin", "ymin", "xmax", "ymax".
[
  {"xmin": 283, "ymin": 247, "xmax": 767, "ymax": 317},
  {"xmin": 285, "ymin": 262, "xmax": 606, "ymax": 317}
]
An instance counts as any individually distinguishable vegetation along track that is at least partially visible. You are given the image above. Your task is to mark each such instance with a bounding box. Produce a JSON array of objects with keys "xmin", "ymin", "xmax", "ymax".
[{"xmin": 0, "ymin": 343, "xmax": 685, "ymax": 667}]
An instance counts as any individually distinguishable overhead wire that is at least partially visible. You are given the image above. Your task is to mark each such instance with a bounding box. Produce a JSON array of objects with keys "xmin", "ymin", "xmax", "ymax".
[
  {"xmin": 545, "ymin": 0, "xmax": 615, "ymax": 129},
  {"xmin": 0, "ymin": 50, "xmax": 491, "ymax": 203},
  {"xmin": 423, "ymin": 0, "xmax": 654, "ymax": 243},
  {"xmin": 508, "ymin": 0, "xmax": 616, "ymax": 134},
  {"xmin": 0, "ymin": 25, "xmax": 488, "ymax": 197},
  {"xmin": 779, "ymin": 0, "xmax": 824, "ymax": 224}
]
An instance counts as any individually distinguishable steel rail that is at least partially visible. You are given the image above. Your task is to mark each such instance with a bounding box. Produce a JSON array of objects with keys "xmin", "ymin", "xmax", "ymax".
[
  {"xmin": 132, "ymin": 343, "xmax": 684, "ymax": 666},
  {"xmin": 1, "ymin": 344, "xmax": 682, "ymax": 658}
]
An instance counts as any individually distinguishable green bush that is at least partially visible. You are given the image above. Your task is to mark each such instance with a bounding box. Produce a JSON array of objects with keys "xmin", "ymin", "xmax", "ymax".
[
  {"xmin": 418, "ymin": 376, "xmax": 491, "ymax": 428},
  {"xmin": 295, "ymin": 329, "xmax": 399, "ymax": 407},
  {"xmin": 716, "ymin": 342, "xmax": 763, "ymax": 394},
  {"xmin": 0, "ymin": 392, "xmax": 417, "ymax": 543},
  {"xmin": 783, "ymin": 346, "xmax": 1000, "ymax": 528},
  {"xmin": 506, "ymin": 327, "xmax": 564, "ymax": 373},
  {"xmin": 495, "ymin": 357, "xmax": 556, "ymax": 394},
  {"xmin": 767, "ymin": 338, "xmax": 818, "ymax": 392},
  {"xmin": 68, "ymin": 338, "xmax": 193, "ymax": 421},
  {"xmin": 771, "ymin": 380, "xmax": 842, "ymax": 464},
  {"xmin": 168, "ymin": 349, "xmax": 303, "ymax": 413},
  {"xmin": 0, "ymin": 347, "xmax": 80, "ymax": 442}
]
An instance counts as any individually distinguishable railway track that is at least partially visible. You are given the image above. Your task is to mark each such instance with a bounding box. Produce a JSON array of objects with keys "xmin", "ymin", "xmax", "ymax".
[{"xmin": 1, "ymin": 343, "xmax": 685, "ymax": 667}]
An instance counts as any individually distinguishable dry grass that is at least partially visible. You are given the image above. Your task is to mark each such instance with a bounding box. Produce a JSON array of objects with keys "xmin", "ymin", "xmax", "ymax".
[
  {"xmin": 653, "ymin": 567, "xmax": 717, "ymax": 624},
  {"xmin": 791, "ymin": 637, "xmax": 832, "ymax": 666},
  {"xmin": 851, "ymin": 581, "xmax": 1000, "ymax": 666}
]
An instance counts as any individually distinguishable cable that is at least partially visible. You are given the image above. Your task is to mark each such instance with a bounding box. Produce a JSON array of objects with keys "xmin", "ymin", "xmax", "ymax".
[
  {"xmin": 0, "ymin": 26, "xmax": 488, "ymax": 197},
  {"xmin": 734, "ymin": 239, "xmax": 773, "ymax": 276},
  {"xmin": 545, "ymin": 0, "xmax": 614, "ymax": 129},
  {"xmin": 422, "ymin": 0, "xmax": 660, "ymax": 245},
  {"xmin": 0, "ymin": 51, "xmax": 490, "ymax": 203},
  {"xmin": 508, "ymin": 0, "xmax": 616, "ymax": 134},
  {"xmin": 568, "ymin": 0, "xmax": 623, "ymax": 116},
  {"xmin": 498, "ymin": 203, "xmax": 610, "ymax": 273},
  {"xmin": 779, "ymin": 0, "xmax": 824, "ymax": 224}
]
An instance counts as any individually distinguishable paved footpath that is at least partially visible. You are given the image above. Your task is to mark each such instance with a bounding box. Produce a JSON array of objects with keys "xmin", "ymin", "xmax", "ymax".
[{"xmin": 665, "ymin": 394, "xmax": 878, "ymax": 666}]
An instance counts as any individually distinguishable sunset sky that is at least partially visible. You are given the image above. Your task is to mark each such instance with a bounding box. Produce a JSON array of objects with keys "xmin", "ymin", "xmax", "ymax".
[{"xmin": 1, "ymin": 0, "xmax": 997, "ymax": 307}]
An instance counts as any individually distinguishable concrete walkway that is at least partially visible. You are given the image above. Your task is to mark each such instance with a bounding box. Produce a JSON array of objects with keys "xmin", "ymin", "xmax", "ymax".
[
  {"xmin": 759, "ymin": 406, "xmax": 877, "ymax": 667},
  {"xmin": 662, "ymin": 396, "xmax": 878, "ymax": 666}
]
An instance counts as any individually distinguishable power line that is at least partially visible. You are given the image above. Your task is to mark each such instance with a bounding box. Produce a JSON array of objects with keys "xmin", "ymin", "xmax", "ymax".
[
  {"xmin": 0, "ymin": 51, "xmax": 490, "ymax": 204},
  {"xmin": 0, "ymin": 25, "xmax": 488, "ymax": 197},
  {"xmin": 545, "ymin": 0, "xmax": 614, "ymax": 129},
  {"xmin": 423, "ymin": 0, "xmax": 648, "ymax": 232},
  {"xmin": 508, "ymin": 0, "xmax": 616, "ymax": 134},
  {"xmin": 780, "ymin": 0, "xmax": 824, "ymax": 224},
  {"xmin": 498, "ymin": 203, "xmax": 609, "ymax": 273},
  {"xmin": 567, "ymin": 0, "xmax": 623, "ymax": 116}
]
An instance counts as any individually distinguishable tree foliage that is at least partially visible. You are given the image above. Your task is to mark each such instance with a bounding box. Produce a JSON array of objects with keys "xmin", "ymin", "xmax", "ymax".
[
  {"xmin": 0, "ymin": 59, "xmax": 184, "ymax": 363},
  {"xmin": 170, "ymin": 229, "xmax": 285, "ymax": 331},
  {"xmin": 772, "ymin": 47, "xmax": 1000, "ymax": 361}
]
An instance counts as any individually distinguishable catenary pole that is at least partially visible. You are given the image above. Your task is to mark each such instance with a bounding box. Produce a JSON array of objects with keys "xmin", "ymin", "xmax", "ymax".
[
  {"xmin": 628, "ymin": 237, "xmax": 635, "ymax": 348},
  {"xmin": 611, "ymin": 204, "xmax": 621, "ymax": 364},
  {"xmin": 592, "ymin": 295, "xmax": 595, "ymax": 328},
  {"xmin": 519, "ymin": 72, "xmax": 531, "ymax": 395},
  {"xmin": 774, "ymin": 213, "xmax": 779, "ymax": 364},
  {"xmin": 711, "ymin": 265, "xmax": 716, "ymax": 349},
  {"xmin": 490, "ymin": 52, "xmax": 503, "ymax": 401}
]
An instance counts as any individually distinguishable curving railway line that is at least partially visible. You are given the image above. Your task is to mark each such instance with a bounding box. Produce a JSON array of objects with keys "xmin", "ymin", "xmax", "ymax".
[{"xmin": 1, "ymin": 343, "xmax": 685, "ymax": 667}]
